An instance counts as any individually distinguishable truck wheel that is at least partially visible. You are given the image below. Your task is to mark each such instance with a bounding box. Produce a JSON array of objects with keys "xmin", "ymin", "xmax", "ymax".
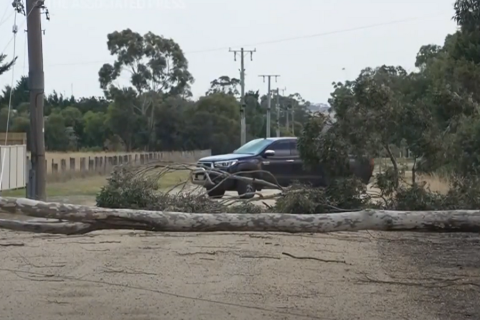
[
  {"xmin": 237, "ymin": 181, "xmax": 255, "ymax": 199},
  {"xmin": 207, "ymin": 187, "xmax": 225, "ymax": 198}
]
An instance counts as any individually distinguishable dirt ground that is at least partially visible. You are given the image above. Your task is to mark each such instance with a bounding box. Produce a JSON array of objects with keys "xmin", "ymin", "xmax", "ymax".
[
  {"xmin": 0, "ymin": 181, "xmax": 478, "ymax": 320},
  {"xmin": 0, "ymin": 225, "xmax": 478, "ymax": 320}
]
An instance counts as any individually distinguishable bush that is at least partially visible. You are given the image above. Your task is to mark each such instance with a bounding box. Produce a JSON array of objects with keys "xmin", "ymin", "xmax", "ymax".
[
  {"xmin": 96, "ymin": 166, "xmax": 158, "ymax": 209},
  {"xmin": 443, "ymin": 176, "xmax": 480, "ymax": 209},
  {"xmin": 392, "ymin": 183, "xmax": 446, "ymax": 210},
  {"xmin": 96, "ymin": 166, "xmax": 265, "ymax": 213},
  {"xmin": 381, "ymin": 175, "xmax": 480, "ymax": 211},
  {"xmin": 97, "ymin": 161, "xmax": 480, "ymax": 215},
  {"xmin": 274, "ymin": 177, "xmax": 370, "ymax": 214}
]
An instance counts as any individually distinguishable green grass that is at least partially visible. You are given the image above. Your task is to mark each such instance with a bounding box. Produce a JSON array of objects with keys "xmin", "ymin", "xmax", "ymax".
[
  {"xmin": 2, "ymin": 170, "xmax": 190, "ymax": 198},
  {"xmin": 157, "ymin": 170, "xmax": 190, "ymax": 189}
]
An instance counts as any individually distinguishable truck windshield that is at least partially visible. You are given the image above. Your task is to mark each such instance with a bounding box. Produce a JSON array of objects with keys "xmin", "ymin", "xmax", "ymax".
[{"xmin": 233, "ymin": 138, "xmax": 273, "ymax": 155}]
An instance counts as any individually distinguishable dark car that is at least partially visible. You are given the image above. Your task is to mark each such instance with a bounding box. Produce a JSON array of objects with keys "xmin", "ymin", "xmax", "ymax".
[{"xmin": 190, "ymin": 137, "xmax": 374, "ymax": 199}]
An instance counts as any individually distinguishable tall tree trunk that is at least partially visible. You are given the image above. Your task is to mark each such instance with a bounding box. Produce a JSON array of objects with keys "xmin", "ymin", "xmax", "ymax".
[{"xmin": 385, "ymin": 144, "xmax": 399, "ymax": 187}]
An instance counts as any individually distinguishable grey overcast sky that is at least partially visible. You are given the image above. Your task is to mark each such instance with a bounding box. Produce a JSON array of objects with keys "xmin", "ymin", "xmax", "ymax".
[{"xmin": 0, "ymin": 0, "xmax": 457, "ymax": 103}]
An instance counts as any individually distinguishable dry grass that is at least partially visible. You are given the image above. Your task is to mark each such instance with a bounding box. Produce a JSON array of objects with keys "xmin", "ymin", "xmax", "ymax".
[
  {"xmin": 402, "ymin": 172, "xmax": 451, "ymax": 194},
  {"xmin": 374, "ymin": 158, "xmax": 451, "ymax": 194},
  {"xmin": 416, "ymin": 174, "xmax": 451, "ymax": 194},
  {"xmin": 375, "ymin": 157, "xmax": 415, "ymax": 172},
  {"xmin": 2, "ymin": 175, "xmax": 107, "ymax": 198},
  {"xmin": 2, "ymin": 170, "xmax": 190, "ymax": 198},
  {"xmin": 46, "ymin": 169, "xmax": 105, "ymax": 183},
  {"xmin": 2, "ymin": 150, "xmax": 207, "ymax": 201}
]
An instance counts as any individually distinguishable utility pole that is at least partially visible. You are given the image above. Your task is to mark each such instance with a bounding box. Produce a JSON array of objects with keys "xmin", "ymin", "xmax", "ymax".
[
  {"xmin": 277, "ymin": 87, "xmax": 286, "ymax": 135},
  {"xmin": 291, "ymin": 101, "xmax": 295, "ymax": 135},
  {"xmin": 279, "ymin": 88, "xmax": 289, "ymax": 132},
  {"xmin": 26, "ymin": 0, "xmax": 48, "ymax": 200},
  {"xmin": 259, "ymin": 75, "xmax": 280, "ymax": 137},
  {"xmin": 274, "ymin": 88, "xmax": 280, "ymax": 137},
  {"xmin": 229, "ymin": 48, "xmax": 255, "ymax": 146}
]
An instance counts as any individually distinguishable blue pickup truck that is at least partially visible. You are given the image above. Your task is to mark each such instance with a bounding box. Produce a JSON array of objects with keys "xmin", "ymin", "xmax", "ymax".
[{"xmin": 191, "ymin": 137, "xmax": 374, "ymax": 199}]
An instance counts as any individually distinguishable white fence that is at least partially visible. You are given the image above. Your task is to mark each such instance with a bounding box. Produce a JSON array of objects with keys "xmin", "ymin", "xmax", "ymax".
[{"xmin": 0, "ymin": 145, "xmax": 26, "ymax": 191}]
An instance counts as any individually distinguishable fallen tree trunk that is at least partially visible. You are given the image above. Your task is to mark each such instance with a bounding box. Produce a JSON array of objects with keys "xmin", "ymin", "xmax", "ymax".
[
  {"xmin": 0, "ymin": 196, "xmax": 480, "ymax": 235},
  {"xmin": 0, "ymin": 219, "xmax": 94, "ymax": 234}
]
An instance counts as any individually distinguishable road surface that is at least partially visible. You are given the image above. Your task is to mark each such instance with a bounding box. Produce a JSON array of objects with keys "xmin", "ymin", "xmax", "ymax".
[
  {"xmin": 0, "ymin": 185, "xmax": 478, "ymax": 319},
  {"xmin": 0, "ymin": 227, "xmax": 477, "ymax": 320}
]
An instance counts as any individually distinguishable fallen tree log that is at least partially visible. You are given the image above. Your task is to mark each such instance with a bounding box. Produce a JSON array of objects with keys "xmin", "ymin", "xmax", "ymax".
[
  {"xmin": 0, "ymin": 219, "xmax": 94, "ymax": 234},
  {"xmin": 0, "ymin": 197, "xmax": 480, "ymax": 235}
]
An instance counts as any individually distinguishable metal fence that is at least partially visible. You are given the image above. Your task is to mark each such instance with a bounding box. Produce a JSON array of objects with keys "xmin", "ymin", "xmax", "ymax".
[{"xmin": 0, "ymin": 145, "xmax": 27, "ymax": 191}]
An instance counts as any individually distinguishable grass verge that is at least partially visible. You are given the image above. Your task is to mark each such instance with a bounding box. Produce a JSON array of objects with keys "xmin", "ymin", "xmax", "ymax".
[{"xmin": 2, "ymin": 170, "xmax": 190, "ymax": 198}]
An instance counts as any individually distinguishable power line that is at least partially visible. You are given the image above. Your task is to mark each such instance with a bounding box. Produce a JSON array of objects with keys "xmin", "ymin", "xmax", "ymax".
[
  {"xmin": 0, "ymin": 0, "xmax": 34, "ymax": 56},
  {"xmin": 22, "ymin": 26, "xmax": 27, "ymax": 73},
  {"xmin": 45, "ymin": 14, "xmax": 445, "ymax": 67},
  {"xmin": 0, "ymin": 5, "xmax": 9, "ymax": 23},
  {"xmin": 0, "ymin": 7, "xmax": 14, "ymax": 27}
]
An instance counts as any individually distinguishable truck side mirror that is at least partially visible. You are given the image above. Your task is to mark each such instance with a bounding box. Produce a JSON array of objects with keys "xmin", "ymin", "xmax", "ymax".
[{"xmin": 263, "ymin": 150, "xmax": 275, "ymax": 157}]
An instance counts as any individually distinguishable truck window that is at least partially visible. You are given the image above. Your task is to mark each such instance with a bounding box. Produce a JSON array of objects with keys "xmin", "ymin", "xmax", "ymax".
[
  {"xmin": 269, "ymin": 140, "xmax": 290, "ymax": 156},
  {"xmin": 290, "ymin": 140, "xmax": 299, "ymax": 156},
  {"xmin": 234, "ymin": 138, "xmax": 273, "ymax": 155}
]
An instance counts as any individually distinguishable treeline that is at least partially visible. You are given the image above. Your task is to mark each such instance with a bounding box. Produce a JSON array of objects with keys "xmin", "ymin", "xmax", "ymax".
[
  {"xmin": 0, "ymin": 29, "xmax": 312, "ymax": 154},
  {"xmin": 0, "ymin": 77, "xmax": 310, "ymax": 154}
]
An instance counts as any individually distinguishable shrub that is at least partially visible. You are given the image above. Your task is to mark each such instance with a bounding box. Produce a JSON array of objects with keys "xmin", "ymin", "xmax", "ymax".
[
  {"xmin": 96, "ymin": 166, "xmax": 158, "ymax": 209},
  {"xmin": 274, "ymin": 177, "xmax": 370, "ymax": 214},
  {"xmin": 96, "ymin": 165, "xmax": 265, "ymax": 213},
  {"xmin": 96, "ymin": 162, "xmax": 480, "ymax": 215}
]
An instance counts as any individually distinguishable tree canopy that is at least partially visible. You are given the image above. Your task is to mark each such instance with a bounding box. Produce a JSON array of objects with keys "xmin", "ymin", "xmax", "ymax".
[{"xmin": 0, "ymin": 54, "xmax": 16, "ymax": 77}]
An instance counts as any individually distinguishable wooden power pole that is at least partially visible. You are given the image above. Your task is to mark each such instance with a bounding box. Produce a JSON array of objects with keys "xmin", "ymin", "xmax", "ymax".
[
  {"xmin": 229, "ymin": 48, "xmax": 255, "ymax": 146},
  {"xmin": 275, "ymin": 87, "xmax": 286, "ymax": 137},
  {"xmin": 259, "ymin": 75, "xmax": 280, "ymax": 138},
  {"xmin": 279, "ymin": 88, "xmax": 288, "ymax": 133},
  {"xmin": 26, "ymin": 0, "xmax": 46, "ymax": 200}
]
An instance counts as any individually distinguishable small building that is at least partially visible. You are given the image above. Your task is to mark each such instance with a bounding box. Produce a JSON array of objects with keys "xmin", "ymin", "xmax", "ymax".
[{"xmin": 0, "ymin": 132, "xmax": 27, "ymax": 145}]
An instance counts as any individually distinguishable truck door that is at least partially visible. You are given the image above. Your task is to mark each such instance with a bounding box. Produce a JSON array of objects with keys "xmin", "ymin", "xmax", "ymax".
[
  {"xmin": 289, "ymin": 140, "xmax": 304, "ymax": 185},
  {"xmin": 260, "ymin": 140, "xmax": 292, "ymax": 187}
]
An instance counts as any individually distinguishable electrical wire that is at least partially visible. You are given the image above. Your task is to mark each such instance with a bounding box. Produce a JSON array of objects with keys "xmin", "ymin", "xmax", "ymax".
[
  {"xmin": 0, "ymin": 5, "xmax": 9, "ymax": 23},
  {"xmin": 0, "ymin": 10, "xmax": 19, "ymax": 190},
  {"xmin": 47, "ymin": 14, "xmax": 447, "ymax": 67},
  {"xmin": 0, "ymin": 1, "xmax": 36, "ymax": 56},
  {"xmin": 22, "ymin": 25, "xmax": 27, "ymax": 73},
  {"xmin": 0, "ymin": 7, "xmax": 13, "ymax": 27}
]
